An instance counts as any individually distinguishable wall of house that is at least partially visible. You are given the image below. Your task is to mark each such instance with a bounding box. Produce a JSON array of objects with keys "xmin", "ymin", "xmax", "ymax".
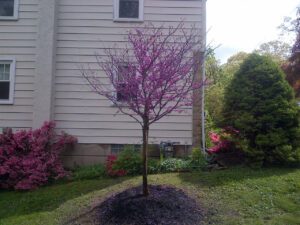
[
  {"xmin": 0, "ymin": 0, "xmax": 39, "ymax": 130},
  {"xmin": 0, "ymin": 0, "xmax": 205, "ymax": 166},
  {"xmin": 54, "ymin": 0, "xmax": 204, "ymax": 146}
]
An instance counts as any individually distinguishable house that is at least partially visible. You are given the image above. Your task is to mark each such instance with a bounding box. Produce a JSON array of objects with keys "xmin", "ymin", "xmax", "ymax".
[{"xmin": 0, "ymin": 0, "xmax": 206, "ymax": 166}]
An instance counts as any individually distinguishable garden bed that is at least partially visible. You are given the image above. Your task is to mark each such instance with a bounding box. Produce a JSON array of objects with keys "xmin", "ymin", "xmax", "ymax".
[{"xmin": 70, "ymin": 185, "xmax": 204, "ymax": 225}]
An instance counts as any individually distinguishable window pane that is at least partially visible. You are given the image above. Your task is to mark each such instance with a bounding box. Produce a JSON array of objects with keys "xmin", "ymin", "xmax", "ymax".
[
  {"xmin": 119, "ymin": 0, "xmax": 139, "ymax": 19},
  {"xmin": 0, "ymin": 82, "xmax": 10, "ymax": 100},
  {"xmin": 0, "ymin": 0, "xmax": 14, "ymax": 17},
  {"xmin": 0, "ymin": 64, "xmax": 10, "ymax": 81},
  {"xmin": 111, "ymin": 144, "xmax": 124, "ymax": 155},
  {"xmin": 0, "ymin": 64, "xmax": 4, "ymax": 80},
  {"xmin": 117, "ymin": 83, "xmax": 127, "ymax": 102},
  {"xmin": 4, "ymin": 64, "xmax": 10, "ymax": 80}
]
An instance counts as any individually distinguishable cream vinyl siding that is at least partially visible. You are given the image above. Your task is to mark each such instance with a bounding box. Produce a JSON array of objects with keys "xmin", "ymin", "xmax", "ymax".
[
  {"xmin": 54, "ymin": 0, "xmax": 203, "ymax": 144},
  {"xmin": 0, "ymin": 0, "xmax": 38, "ymax": 130}
]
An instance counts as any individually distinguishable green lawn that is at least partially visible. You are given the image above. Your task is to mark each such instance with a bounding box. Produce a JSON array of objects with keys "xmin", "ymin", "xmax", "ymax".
[{"xmin": 0, "ymin": 167, "xmax": 299, "ymax": 225}]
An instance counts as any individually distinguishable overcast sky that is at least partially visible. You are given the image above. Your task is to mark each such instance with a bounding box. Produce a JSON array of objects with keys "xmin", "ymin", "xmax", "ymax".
[{"xmin": 207, "ymin": 0, "xmax": 299, "ymax": 63}]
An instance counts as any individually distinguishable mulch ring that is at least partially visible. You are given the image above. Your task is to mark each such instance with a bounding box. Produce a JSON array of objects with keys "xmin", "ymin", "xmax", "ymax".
[{"xmin": 67, "ymin": 185, "xmax": 205, "ymax": 225}]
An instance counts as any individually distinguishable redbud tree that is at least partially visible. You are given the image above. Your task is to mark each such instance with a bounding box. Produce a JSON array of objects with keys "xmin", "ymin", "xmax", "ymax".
[{"xmin": 81, "ymin": 23, "xmax": 204, "ymax": 196}]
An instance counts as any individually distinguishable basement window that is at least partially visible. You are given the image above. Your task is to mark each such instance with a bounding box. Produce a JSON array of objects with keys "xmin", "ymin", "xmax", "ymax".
[
  {"xmin": 0, "ymin": 58, "xmax": 16, "ymax": 104},
  {"xmin": 0, "ymin": 0, "xmax": 19, "ymax": 20},
  {"xmin": 111, "ymin": 144, "xmax": 141, "ymax": 155},
  {"xmin": 114, "ymin": 0, "xmax": 144, "ymax": 22}
]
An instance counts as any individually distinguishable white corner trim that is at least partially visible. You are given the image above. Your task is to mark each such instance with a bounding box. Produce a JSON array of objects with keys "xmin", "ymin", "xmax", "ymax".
[
  {"xmin": 0, "ymin": 0, "xmax": 19, "ymax": 20},
  {"xmin": 33, "ymin": 0, "xmax": 58, "ymax": 129},
  {"xmin": 0, "ymin": 57, "xmax": 16, "ymax": 105},
  {"xmin": 114, "ymin": 0, "xmax": 144, "ymax": 22}
]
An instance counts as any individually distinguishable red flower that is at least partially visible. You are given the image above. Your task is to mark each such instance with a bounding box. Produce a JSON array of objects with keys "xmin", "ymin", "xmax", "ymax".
[{"xmin": 106, "ymin": 155, "xmax": 127, "ymax": 177}]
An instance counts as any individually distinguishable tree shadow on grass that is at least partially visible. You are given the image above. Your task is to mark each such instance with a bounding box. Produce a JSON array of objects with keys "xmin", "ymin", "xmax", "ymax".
[
  {"xmin": 178, "ymin": 166, "xmax": 299, "ymax": 188},
  {"xmin": 0, "ymin": 176, "xmax": 131, "ymax": 221}
]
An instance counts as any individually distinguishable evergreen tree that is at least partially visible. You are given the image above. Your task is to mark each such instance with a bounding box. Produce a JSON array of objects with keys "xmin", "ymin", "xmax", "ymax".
[{"xmin": 223, "ymin": 53, "xmax": 300, "ymax": 165}]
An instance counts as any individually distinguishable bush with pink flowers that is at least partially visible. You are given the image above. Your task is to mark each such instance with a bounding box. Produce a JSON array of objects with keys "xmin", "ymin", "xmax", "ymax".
[
  {"xmin": 207, "ymin": 127, "xmax": 244, "ymax": 165},
  {"xmin": 0, "ymin": 121, "xmax": 77, "ymax": 190}
]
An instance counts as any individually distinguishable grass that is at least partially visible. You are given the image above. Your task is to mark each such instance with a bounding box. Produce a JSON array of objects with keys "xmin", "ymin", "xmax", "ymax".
[{"xmin": 0, "ymin": 167, "xmax": 299, "ymax": 225}]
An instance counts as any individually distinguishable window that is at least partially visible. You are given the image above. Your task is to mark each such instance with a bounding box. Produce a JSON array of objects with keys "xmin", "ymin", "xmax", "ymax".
[
  {"xmin": 0, "ymin": 0, "xmax": 19, "ymax": 20},
  {"xmin": 116, "ymin": 65, "xmax": 128, "ymax": 102},
  {"xmin": 0, "ymin": 58, "xmax": 16, "ymax": 104},
  {"xmin": 111, "ymin": 144, "xmax": 141, "ymax": 155},
  {"xmin": 114, "ymin": 0, "xmax": 144, "ymax": 21},
  {"xmin": 115, "ymin": 65, "xmax": 137, "ymax": 102}
]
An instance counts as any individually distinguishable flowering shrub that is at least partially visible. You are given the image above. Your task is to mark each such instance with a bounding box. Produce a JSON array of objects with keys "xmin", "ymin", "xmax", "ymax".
[
  {"xmin": 0, "ymin": 121, "xmax": 77, "ymax": 190},
  {"xmin": 207, "ymin": 133, "xmax": 230, "ymax": 154},
  {"xmin": 207, "ymin": 127, "xmax": 245, "ymax": 166},
  {"xmin": 105, "ymin": 155, "xmax": 127, "ymax": 177},
  {"xmin": 207, "ymin": 127, "xmax": 239, "ymax": 155}
]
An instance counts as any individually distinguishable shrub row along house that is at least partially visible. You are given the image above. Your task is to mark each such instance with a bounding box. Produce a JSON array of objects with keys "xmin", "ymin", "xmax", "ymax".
[{"xmin": 0, "ymin": 0, "xmax": 206, "ymax": 166}]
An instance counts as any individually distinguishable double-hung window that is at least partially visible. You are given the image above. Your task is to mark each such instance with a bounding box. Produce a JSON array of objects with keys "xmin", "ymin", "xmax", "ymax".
[
  {"xmin": 0, "ymin": 0, "xmax": 19, "ymax": 20},
  {"xmin": 114, "ymin": 0, "xmax": 144, "ymax": 22},
  {"xmin": 0, "ymin": 58, "xmax": 16, "ymax": 104},
  {"xmin": 116, "ymin": 65, "xmax": 127, "ymax": 102},
  {"xmin": 115, "ymin": 64, "xmax": 137, "ymax": 103}
]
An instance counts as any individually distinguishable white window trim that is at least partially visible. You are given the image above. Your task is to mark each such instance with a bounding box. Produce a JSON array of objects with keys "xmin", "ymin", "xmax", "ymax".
[
  {"xmin": 0, "ymin": 0, "xmax": 19, "ymax": 20},
  {"xmin": 114, "ymin": 0, "xmax": 144, "ymax": 22},
  {"xmin": 0, "ymin": 57, "xmax": 16, "ymax": 104}
]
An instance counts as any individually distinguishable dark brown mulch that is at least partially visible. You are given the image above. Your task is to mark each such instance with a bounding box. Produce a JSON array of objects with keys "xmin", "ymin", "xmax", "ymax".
[{"xmin": 94, "ymin": 185, "xmax": 204, "ymax": 225}]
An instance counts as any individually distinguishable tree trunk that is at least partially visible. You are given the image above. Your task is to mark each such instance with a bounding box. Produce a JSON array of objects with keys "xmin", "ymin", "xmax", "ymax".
[{"xmin": 142, "ymin": 121, "xmax": 149, "ymax": 196}]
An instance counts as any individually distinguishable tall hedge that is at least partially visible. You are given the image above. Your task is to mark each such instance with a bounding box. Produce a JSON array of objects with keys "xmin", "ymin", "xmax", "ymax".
[{"xmin": 222, "ymin": 53, "xmax": 300, "ymax": 165}]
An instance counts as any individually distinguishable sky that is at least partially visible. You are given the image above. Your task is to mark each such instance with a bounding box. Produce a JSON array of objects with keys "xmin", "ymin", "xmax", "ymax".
[{"xmin": 207, "ymin": 0, "xmax": 300, "ymax": 63}]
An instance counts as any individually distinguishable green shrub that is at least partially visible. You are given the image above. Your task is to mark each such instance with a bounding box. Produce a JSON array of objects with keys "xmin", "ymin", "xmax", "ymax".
[
  {"xmin": 190, "ymin": 147, "xmax": 207, "ymax": 168},
  {"xmin": 160, "ymin": 158, "xmax": 190, "ymax": 172},
  {"xmin": 222, "ymin": 53, "xmax": 300, "ymax": 165},
  {"xmin": 148, "ymin": 159, "xmax": 161, "ymax": 174},
  {"xmin": 113, "ymin": 145, "xmax": 142, "ymax": 175},
  {"xmin": 72, "ymin": 164, "xmax": 105, "ymax": 180}
]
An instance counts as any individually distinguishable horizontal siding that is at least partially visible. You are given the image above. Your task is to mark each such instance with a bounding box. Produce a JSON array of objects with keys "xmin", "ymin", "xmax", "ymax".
[
  {"xmin": 0, "ymin": 0, "xmax": 38, "ymax": 130},
  {"xmin": 54, "ymin": 0, "xmax": 203, "ymax": 145},
  {"xmin": 56, "ymin": 121, "xmax": 191, "ymax": 130},
  {"xmin": 55, "ymin": 113, "xmax": 192, "ymax": 123}
]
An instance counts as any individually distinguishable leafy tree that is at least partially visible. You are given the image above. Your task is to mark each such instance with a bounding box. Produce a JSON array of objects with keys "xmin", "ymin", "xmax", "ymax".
[
  {"xmin": 223, "ymin": 52, "xmax": 249, "ymax": 77},
  {"xmin": 205, "ymin": 52, "xmax": 249, "ymax": 125},
  {"xmin": 81, "ymin": 23, "xmax": 203, "ymax": 195},
  {"xmin": 205, "ymin": 48, "xmax": 222, "ymax": 85},
  {"xmin": 278, "ymin": 6, "xmax": 300, "ymax": 43},
  {"xmin": 223, "ymin": 53, "xmax": 300, "ymax": 165},
  {"xmin": 205, "ymin": 50, "xmax": 223, "ymax": 124},
  {"xmin": 254, "ymin": 40, "xmax": 291, "ymax": 64},
  {"xmin": 282, "ymin": 7, "xmax": 300, "ymax": 98}
]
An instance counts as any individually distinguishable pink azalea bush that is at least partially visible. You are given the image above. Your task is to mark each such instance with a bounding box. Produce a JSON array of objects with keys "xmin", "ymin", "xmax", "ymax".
[
  {"xmin": 207, "ymin": 133, "xmax": 230, "ymax": 155},
  {"xmin": 207, "ymin": 127, "xmax": 240, "ymax": 155},
  {"xmin": 207, "ymin": 127, "xmax": 243, "ymax": 164},
  {"xmin": 0, "ymin": 121, "xmax": 77, "ymax": 190}
]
